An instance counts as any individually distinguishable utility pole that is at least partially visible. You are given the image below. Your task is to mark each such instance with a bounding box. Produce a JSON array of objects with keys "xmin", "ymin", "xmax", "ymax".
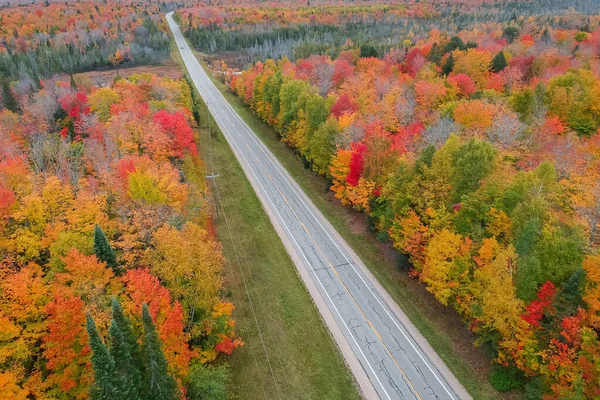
[{"xmin": 205, "ymin": 101, "xmax": 220, "ymax": 219}]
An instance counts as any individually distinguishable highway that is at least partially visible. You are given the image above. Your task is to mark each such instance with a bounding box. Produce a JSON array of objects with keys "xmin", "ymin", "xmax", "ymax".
[{"xmin": 167, "ymin": 12, "xmax": 470, "ymax": 400}]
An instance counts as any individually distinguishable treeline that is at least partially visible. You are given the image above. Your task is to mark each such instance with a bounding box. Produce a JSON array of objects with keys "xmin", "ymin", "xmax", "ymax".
[
  {"xmin": 230, "ymin": 21, "xmax": 600, "ymax": 398},
  {"xmin": 0, "ymin": 73, "xmax": 240, "ymax": 399},
  {"xmin": 0, "ymin": 2, "xmax": 171, "ymax": 81},
  {"xmin": 182, "ymin": 0, "xmax": 600, "ymax": 67}
]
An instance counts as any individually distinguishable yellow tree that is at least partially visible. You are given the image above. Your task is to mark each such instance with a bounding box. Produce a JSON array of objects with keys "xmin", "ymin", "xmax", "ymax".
[
  {"xmin": 421, "ymin": 228, "xmax": 472, "ymax": 307},
  {"xmin": 88, "ymin": 87, "xmax": 121, "ymax": 122},
  {"xmin": 148, "ymin": 222, "xmax": 224, "ymax": 334},
  {"xmin": 470, "ymin": 238, "xmax": 524, "ymax": 338},
  {"xmin": 452, "ymin": 49, "xmax": 492, "ymax": 89}
]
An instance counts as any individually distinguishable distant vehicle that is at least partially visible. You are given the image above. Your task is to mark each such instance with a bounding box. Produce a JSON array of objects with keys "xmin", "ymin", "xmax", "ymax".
[{"xmin": 180, "ymin": 46, "xmax": 184, "ymax": 49}]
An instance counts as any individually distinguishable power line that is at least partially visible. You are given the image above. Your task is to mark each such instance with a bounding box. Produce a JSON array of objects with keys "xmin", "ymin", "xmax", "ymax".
[{"xmin": 204, "ymin": 100, "xmax": 281, "ymax": 399}]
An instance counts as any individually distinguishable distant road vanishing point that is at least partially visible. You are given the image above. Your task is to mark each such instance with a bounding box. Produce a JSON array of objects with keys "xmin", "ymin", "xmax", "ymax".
[{"xmin": 167, "ymin": 11, "xmax": 471, "ymax": 400}]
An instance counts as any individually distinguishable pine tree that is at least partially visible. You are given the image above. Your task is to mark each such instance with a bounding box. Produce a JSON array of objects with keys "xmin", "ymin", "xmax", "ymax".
[
  {"xmin": 87, "ymin": 315, "xmax": 127, "ymax": 400},
  {"xmin": 70, "ymin": 74, "xmax": 77, "ymax": 89},
  {"xmin": 1, "ymin": 79, "xmax": 20, "ymax": 113},
  {"xmin": 427, "ymin": 42, "xmax": 443, "ymax": 65},
  {"xmin": 110, "ymin": 299, "xmax": 144, "ymax": 399},
  {"xmin": 491, "ymin": 51, "xmax": 507, "ymax": 73},
  {"xmin": 442, "ymin": 53, "xmax": 454, "ymax": 76},
  {"xmin": 94, "ymin": 225, "xmax": 120, "ymax": 275},
  {"xmin": 141, "ymin": 303, "xmax": 178, "ymax": 400}
]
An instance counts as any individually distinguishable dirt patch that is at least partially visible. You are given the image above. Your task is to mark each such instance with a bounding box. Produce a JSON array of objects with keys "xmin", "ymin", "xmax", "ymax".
[
  {"xmin": 199, "ymin": 50, "xmax": 253, "ymax": 70},
  {"xmin": 75, "ymin": 61, "xmax": 183, "ymax": 87}
]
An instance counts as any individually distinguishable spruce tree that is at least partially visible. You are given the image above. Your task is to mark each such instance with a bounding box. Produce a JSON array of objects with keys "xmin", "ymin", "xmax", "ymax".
[
  {"xmin": 491, "ymin": 51, "xmax": 507, "ymax": 73},
  {"xmin": 86, "ymin": 315, "xmax": 127, "ymax": 400},
  {"xmin": 94, "ymin": 225, "xmax": 120, "ymax": 275},
  {"xmin": 141, "ymin": 303, "xmax": 178, "ymax": 400},
  {"xmin": 1, "ymin": 79, "xmax": 20, "ymax": 113},
  {"xmin": 110, "ymin": 299, "xmax": 144, "ymax": 399},
  {"xmin": 442, "ymin": 53, "xmax": 454, "ymax": 76}
]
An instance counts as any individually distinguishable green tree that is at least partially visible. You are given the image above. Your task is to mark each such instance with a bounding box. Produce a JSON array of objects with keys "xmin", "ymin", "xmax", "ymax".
[
  {"xmin": 427, "ymin": 42, "xmax": 443, "ymax": 64},
  {"xmin": 502, "ymin": 27, "xmax": 520, "ymax": 43},
  {"xmin": 141, "ymin": 303, "xmax": 178, "ymax": 400},
  {"xmin": 185, "ymin": 364, "xmax": 229, "ymax": 400},
  {"xmin": 94, "ymin": 225, "xmax": 120, "ymax": 275},
  {"xmin": 491, "ymin": 51, "xmax": 507, "ymax": 73},
  {"xmin": 110, "ymin": 300, "xmax": 144, "ymax": 400},
  {"xmin": 307, "ymin": 117, "xmax": 338, "ymax": 175},
  {"xmin": 87, "ymin": 314, "xmax": 127, "ymax": 400},
  {"xmin": 1, "ymin": 79, "xmax": 20, "ymax": 113},
  {"xmin": 359, "ymin": 44, "xmax": 378, "ymax": 58},
  {"xmin": 452, "ymin": 139, "xmax": 497, "ymax": 203},
  {"xmin": 442, "ymin": 53, "xmax": 454, "ymax": 76}
]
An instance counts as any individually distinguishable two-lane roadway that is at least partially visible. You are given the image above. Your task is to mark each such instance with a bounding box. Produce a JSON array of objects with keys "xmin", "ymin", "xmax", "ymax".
[{"xmin": 167, "ymin": 12, "xmax": 470, "ymax": 400}]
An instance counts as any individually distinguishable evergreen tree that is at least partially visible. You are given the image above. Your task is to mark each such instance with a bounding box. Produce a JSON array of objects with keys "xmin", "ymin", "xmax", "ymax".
[
  {"xmin": 427, "ymin": 42, "xmax": 443, "ymax": 65},
  {"xmin": 94, "ymin": 225, "xmax": 120, "ymax": 275},
  {"xmin": 141, "ymin": 303, "xmax": 178, "ymax": 400},
  {"xmin": 87, "ymin": 315, "xmax": 127, "ymax": 400},
  {"xmin": 1, "ymin": 79, "xmax": 20, "ymax": 113},
  {"xmin": 491, "ymin": 51, "xmax": 507, "ymax": 73},
  {"xmin": 70, "ymin": 74, "xmax": 77, "ymax": 89},
  {"xmin": 442, "ymin": 53, "xmax": 454, "ymax": 76},
  {"xmin": 502, "ymin": 27, "xmax": 520, "ymax": 43},
  {"xmin": 110, "ymin": 299, "xmax": 144, "ymax": 399},
  {"xmin": 359, "ymin": 44, "xmax": 378, "ymax": 58}
]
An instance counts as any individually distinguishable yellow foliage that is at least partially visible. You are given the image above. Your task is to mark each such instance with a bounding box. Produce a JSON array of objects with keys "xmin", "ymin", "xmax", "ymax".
[
  {"xmin": 0, "ymin": 371, "xmax": 28, "ymax": 400},
  {"xmin": 149, "ymin": 223, "xmax": 224, "ymax": 325},
  {"xmin": 453, "ymin": 48, "xmax": 492, "ymax": 89},
  {"xmin": 88, "ymin": 87, "xmax": 121, "ymax": 122}
]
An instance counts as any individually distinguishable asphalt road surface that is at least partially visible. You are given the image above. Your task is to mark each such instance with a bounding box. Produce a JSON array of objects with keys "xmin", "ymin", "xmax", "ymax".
[{"xmin": 167, "ymin": 12, "xmax": 471, "ymax": 400}]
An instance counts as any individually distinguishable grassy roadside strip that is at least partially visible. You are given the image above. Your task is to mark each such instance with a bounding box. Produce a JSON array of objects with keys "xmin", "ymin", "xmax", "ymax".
[
  {"xmin": 198, "ymin": 58, "xmax": 502, "ymax": 400},
  {"xmin": 169, "ymin": 40, "xmax": 361, "ymax": 400}
]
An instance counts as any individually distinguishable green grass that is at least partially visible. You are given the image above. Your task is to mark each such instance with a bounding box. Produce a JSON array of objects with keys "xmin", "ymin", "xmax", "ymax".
[
  {"xmin": 201, "ymin": 63, "xmax": 504, "ymax": 400},
  {"xmin": 170, "ymin": 42, "xmax": 360, "ymax": 400},
  {"xmin": 197, "ymin": 91, "xmax": 360, "ymax": 400}
]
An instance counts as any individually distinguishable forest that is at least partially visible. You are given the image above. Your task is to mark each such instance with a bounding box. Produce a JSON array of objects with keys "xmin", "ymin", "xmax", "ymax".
[
  {"xmin": 0, "ymin": 1, "xmax": 173, "ymax": 82},
  {"xmin": 2, "ymin": 0, "xmax": 600, "ymax": 398},
  {"xmin": 0, "ymin": 69, "xmax": 241, "ymax": 399},
  {"xmin": 189, "ymin": 0, "xmax": 600, "ymax": 398}
]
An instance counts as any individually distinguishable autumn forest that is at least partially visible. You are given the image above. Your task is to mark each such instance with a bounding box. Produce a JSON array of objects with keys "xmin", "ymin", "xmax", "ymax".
[{"xmin": 1, "ymin": 0, "xmax": 600, "ymax": 399}]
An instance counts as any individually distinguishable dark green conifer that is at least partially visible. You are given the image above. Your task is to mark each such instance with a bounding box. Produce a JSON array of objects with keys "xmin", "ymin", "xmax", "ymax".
[
  {"xmin": 1, "ymin": 79, "xmax": 20, "ymax": 113},
  {"xmin": 94, "ymin": 225, "xmax": 120, "ymax": 275},
  {"xmin": 87, "ymin": 315, "xmax": 127, "ymax": 400},
  {"xmin": 442, "ymin": 53, "xmax": 454, "ymax": 76},
  {"xmin": 491, "ymin": 51, "xmax": 507, "ymax": 73},
  {"xmin": 141, "ymin": 303, "xmax": 178, "ymax": 400},
  {"xmin": 110, "ymin": 299, "xmax": 144, "ymax": 398}
]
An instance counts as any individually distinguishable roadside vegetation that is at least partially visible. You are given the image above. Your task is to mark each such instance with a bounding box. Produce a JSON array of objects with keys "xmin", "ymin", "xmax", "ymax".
[
  {"xmin": 184, "ymin": 1, "xmax": 600, "ymax": 397},
  {"xmin": 174, "ymin": 40, "xmax": 361, "ymax": 400}
]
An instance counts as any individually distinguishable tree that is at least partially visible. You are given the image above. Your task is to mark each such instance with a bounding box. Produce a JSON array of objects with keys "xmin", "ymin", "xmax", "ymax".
[
  {"xmin": 491, "ymin": 51, "xmax": 507, "ymax": 73},
  {"xmin": 88, "ymin": 87, "xmax": 121, "ymax": 122},
  {"xmin": 43, "ymin": 295, "xmax": 92, "ymax": 399},
  {"xmin": 86, "ymin": 314, "xmax": 127, "ymax": 400},
  {"xmin": 141, "ymin": 303, "xmax": 178, "ymax": 400},
  {"xmin": 502, "ymin": 27, "xmax": 520, "ymax": 43},
  {"xmin": 442, "ymin": 53, "xmax": 454, "ymax": 76},
  {"xmin": 1, "ymin": 79, "xmax": 20, "ymax": 113},
  {"xmin": 94, "ymin": 225, "xmax": 120, "ymax": 275},
  {"xmin": 452, "ymin": 139, "xmax": 497, "ymax": 202},
  {"xmin": 359, "ymin": 44, "xmax": 378, "ymax": 58},
  {"xmin": 453, "ymin": 49, "xmax": 492, "ymax": 88},
  {"xmin": 110, "ymin": 299, "xmax": 144, "ymax": 400},
  {"xmin": 185, "ymin": 364, "xmax": 229, "ymax": 400}
]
